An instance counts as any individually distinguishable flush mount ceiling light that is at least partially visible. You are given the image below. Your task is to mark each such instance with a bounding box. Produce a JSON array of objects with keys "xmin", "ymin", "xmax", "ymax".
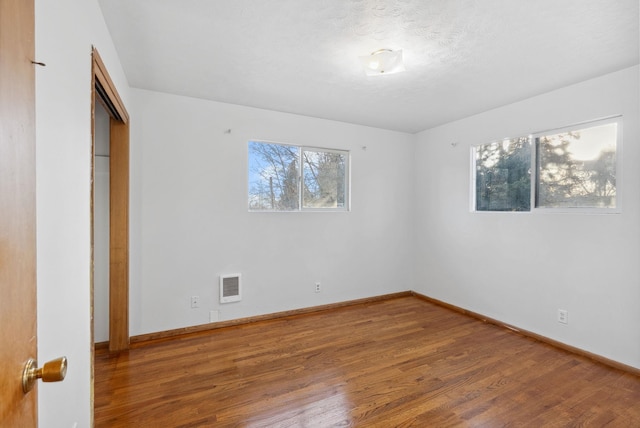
[{"xmin": 359, "ymin": 49, "xmax": 406, "ymax": 76}]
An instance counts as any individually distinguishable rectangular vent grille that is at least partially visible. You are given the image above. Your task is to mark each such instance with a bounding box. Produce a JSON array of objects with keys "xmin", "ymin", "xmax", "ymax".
[{"xmin": 220, "ymin": 274, "xmax": 241, "ymax": 303}]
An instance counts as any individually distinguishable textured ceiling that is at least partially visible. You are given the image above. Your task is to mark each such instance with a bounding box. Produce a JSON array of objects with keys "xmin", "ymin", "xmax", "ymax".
[{"xmin": 98, "ymin": 0, "xmax": 639, "ymax": 133}]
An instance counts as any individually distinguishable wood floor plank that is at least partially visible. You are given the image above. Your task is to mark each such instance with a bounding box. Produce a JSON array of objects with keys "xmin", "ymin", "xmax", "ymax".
[{"xmin": 95, "ymin": 296, "xmax": 640, "ymax": 427}]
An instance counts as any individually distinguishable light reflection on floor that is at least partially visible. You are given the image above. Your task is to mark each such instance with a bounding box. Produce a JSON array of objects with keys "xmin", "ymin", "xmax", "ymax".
[{"xmin": 243, "ymin": 386, "xmax": 354, "ymax": 427}]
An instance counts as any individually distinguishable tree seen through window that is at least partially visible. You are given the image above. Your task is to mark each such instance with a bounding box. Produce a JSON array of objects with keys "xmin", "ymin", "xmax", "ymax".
[
  {"xmin": 248, "ymin": 141, "xmax": 348, "ymax": 211},
  {"xmin": 474, "ymin": 119, "xmax": 619, "ymax": 211}
]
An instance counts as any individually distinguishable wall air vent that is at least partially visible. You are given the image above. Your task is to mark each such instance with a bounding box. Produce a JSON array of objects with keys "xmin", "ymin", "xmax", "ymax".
[{"xmin": 220, "ymin": 274, "xmax": 241, "ymax": 303}]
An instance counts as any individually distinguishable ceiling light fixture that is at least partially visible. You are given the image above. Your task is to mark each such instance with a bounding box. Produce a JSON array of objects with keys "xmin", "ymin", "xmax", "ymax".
[{"xmin": 359, "ymin": 49, "xmax": 405, "ymax": 76}]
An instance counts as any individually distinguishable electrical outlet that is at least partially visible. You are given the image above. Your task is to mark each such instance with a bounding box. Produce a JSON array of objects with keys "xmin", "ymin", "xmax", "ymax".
[
  {"xmin": 558, "ymin": 309, "xmax": 568, "ymax": 324},
  {"xmin": 209, "ymin": 310, "xmax": 219, "ymax": 322},
  {"xmin": 191, "ymin": 295, "xmax": 200, "ymax": 308},
  {"xmin": 315, "ymin": 282, "xmax": 321, "ymax": 293}
]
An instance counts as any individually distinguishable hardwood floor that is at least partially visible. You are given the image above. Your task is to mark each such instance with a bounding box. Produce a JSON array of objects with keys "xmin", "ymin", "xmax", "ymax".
[{"xmin": 94, "ymin": 296, "xmax": 640, "ymax": 427}]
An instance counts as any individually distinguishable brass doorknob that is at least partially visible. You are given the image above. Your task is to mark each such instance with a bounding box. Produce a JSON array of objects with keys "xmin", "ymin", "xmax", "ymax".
[{"xmin": 22, "ymin": 356, "xmax": 67, "ymax": 393}]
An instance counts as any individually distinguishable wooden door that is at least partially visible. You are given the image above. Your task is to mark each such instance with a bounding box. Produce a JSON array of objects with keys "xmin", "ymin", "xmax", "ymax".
[{"xmin": 0, "ymin": 0, "xmax": 38, "ymax": 425}]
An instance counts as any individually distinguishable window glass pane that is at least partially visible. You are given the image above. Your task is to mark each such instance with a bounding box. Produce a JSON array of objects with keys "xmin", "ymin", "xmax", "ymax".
[
  {"xmin": 537, "ymin": 122, "xmax": 617, "ymax": 208},
  {"xmin": 248, "ymin": 141, "xmax": 299, "ymax": 210},
  {"xmin": 475, "ymin": 137, "xmax": 531, "ymax": 211},
  {"xmin": 302, "ymin": 149, "xmax": 347, "ymax": 209}
]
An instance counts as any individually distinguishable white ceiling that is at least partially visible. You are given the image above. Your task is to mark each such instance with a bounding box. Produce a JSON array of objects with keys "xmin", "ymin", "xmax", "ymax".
[{"xmin": 98, "ymin": 0, "xmax": 639, "ymax": 134}]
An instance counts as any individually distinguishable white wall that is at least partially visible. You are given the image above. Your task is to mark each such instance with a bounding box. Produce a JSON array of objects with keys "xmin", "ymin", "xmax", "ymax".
[
  {"xmin": 414, "ymin": 66, "xmax": 640, "ymax": 368},
  {"xmin": 129, "ymin": 89, "xmax": 415, "ymax": 336},
  {"xmin": 94, "ymin": 101, "xmax": 110, "ymax": 343},
  {"xmin": 93, "ymin": 155, "xmax": 110, "ymax": 344},
  {"xmin": 35, "ymin": 0, "xmax": 130, "ymax": 426}
]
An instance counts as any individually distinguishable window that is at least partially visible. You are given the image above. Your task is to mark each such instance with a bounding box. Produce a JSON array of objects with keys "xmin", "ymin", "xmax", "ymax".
[
  {"xmin": 474, "ymin": 137, "xmax": 531, "ymax": 212},
  {"xmin": 473, "ymin": 117, "xmax": 620, "ymax": 212},
  {"xmin": 248, "ymin": 141, "xmax": 349, "ymax": 211},
  {"xmin": 536, "ymin": 121, "xmax": 618, "ymax": 209}
]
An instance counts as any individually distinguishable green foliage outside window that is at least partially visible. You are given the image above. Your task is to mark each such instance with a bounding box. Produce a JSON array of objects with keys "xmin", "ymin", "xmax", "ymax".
[
  {"xmin": 474, "ymin": 119, "xmax": 618, "ymax": 212},
  {"xmin": 475, "ymin": 137, "xmax": 531, "ymax": 211}
]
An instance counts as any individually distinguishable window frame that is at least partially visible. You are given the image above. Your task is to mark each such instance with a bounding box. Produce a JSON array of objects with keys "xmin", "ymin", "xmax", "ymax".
[
  {"xmin": 471, "ymin": 116, "xmax": 622, "ymax": 214},
  {"xmin": 248, "ymin": 140, "xmax": 351, "ymax": 212}
]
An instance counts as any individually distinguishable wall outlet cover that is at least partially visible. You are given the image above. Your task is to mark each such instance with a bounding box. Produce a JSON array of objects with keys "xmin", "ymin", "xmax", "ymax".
[
  {"xmin": 191, "ymin": 296, "xmax": 200, "ymax": 308},
  {"xmin": 558, "ymin": 309, "xmax": 568, "ymax": 324}
]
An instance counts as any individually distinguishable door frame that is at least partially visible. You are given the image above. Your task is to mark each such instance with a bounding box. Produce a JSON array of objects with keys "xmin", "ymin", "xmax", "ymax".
[{"xmin": 91, "ymin": 48, "xmax": 130, "ymax": 353}]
